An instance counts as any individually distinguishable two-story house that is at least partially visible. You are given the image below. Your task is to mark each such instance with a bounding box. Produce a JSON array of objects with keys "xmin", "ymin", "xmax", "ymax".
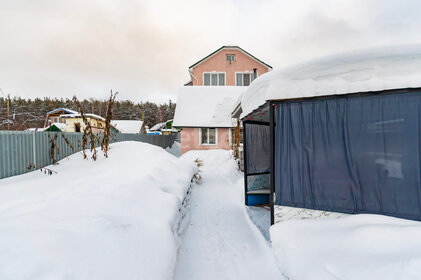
[{"xmin": 173, "ymin": 46, "xmax": 272, "ymax": 155}]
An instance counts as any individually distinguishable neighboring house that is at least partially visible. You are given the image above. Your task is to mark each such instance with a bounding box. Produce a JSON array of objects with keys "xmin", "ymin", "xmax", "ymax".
[
  {"xmin": 148, "ymin": 119, "xmax": 179, "ymax": 135},
  {"xmin": 60, "ymin": 113, "xmax": 117, "ymax": 133},
  {"xmin": 175, "ymin": 46, "xmax": 272, "ymax": 155},
  {"xmin": 43, "ymin": 123, "xmax": 67, "ymax": 132},
  {"xmin": 161, "ymin": 120, "xmax": 180, "ymax": 135},
  {"xmin": 173, "ymin": 86, "xmax": 244, "ymax": 155},
  {"xmin": 185, "ymin": 45, "xmax": 272, "ymax": 86},
  {"xmin": 111, "ymin": 120, "xmax": 145, "ymax": 134},
  {"xmin": 148, "ymin": 122, "xmax": 165, "ymax": 135},
  {"xmin": 44, "ymin": 108, "xmax": 78, "ymax": 127},
  {"xmin": 26, "ymin": 123, "xmax": 66, "ymax": 132}
]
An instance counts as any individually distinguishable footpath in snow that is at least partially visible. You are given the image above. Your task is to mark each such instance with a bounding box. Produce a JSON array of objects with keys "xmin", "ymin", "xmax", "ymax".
[{"xmin": 174, "ymin": 150, "xmax": 282, "ymax": 280}]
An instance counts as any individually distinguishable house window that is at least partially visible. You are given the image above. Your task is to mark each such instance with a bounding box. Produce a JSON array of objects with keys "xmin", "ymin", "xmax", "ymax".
[
  {"xmin": 204, "ymin": 73, "xmax": 225, "ymax": 86},
  {"xmin": 226, "ymin": 54, "xmax": 235, "ymax": 63},
  {"xmin": 74, "ymin": 123, "xmax": 81, "ymax": 133},
  {"xmin": 200, "ymin": 128, "xmax": 217, "ymax": 145},
  {"xmin": 236, "ymin": 72, "xmax": 257, "ymax": 86}
]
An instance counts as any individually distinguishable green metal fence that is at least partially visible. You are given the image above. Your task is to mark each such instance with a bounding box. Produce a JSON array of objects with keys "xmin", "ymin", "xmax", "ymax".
[{"xmin": 0, "ymin": 131, "xmax": 178, "ymax": 179}]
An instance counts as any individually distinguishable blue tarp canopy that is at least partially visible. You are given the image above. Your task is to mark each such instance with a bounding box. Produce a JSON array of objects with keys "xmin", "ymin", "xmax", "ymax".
[
  {"xmin": 274, "ymin": 90, "xmax": 421, "ymax": 220},
  {"xmin": 245, "ymin": 122, "xmax": 270, "ymax": 175}
]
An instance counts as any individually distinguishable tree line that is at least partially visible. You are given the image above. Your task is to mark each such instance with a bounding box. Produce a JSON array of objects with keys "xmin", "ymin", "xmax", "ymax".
[{"xmin": 0, "ymin": 97, "xmax": 176, "ymax": 130}]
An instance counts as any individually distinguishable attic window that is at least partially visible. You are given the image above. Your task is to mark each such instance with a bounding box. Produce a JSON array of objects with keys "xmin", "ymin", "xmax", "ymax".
[{"xmin": 226, "ymin": 54, "xmax": 235, "ymax": 63}]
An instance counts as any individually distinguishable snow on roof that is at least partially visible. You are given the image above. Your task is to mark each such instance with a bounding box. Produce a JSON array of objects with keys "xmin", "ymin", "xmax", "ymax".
[
  {"xmin": 240, "ymin": 45, "xmax": 421, "ymax": 118},
  {"xmin": 44, "ymin": 122, "xmax": 67, "ymax": 131},
  {"xmin": 173, "ymin": 86, "xmax": 244, "ymax": 128},
  {"xmin": 110, "ymin": 120, "xmax": 143, "ymax": 134},
  {"xmin": 46, "ymin": 108, "xmax": 78, "ymax": 115},
  {"xmin": 61, "ymin": 113, "xmax": 106, "ymax": 121},
  {"xmin": 150, "ymin": 122, "xmax": 166, "ymax": 131}
]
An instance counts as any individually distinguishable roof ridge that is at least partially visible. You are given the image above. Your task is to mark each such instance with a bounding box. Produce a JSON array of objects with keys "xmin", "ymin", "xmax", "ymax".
[{"xmin": 188, "ymin": 46, "xmax": 272, "ymax": 69}]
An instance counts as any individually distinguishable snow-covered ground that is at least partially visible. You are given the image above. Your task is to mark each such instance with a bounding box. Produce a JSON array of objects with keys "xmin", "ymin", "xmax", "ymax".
[
  {"xmin": 0, "ymin": 142, "xmax": 196, "ymax": 280},
  {"xmin": 271, "ymin": 214, "xmax": 421, "ymax": 280},
  {"xmin": 3, "ymin": 142, "xmax": 420, "ymax": 280},
  {"xmin": 173, "ymin": 150, "xmax": 282, "ymax": 280},
  {"xmin": 165, "ymin": 141, "xmax": 181, "ymax": 157}
]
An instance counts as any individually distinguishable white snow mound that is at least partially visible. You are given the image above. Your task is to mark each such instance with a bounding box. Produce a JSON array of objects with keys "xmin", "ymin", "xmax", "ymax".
[
  {"xmin": 270, "ymin": 214, "xmax": 421, "ymax": 280},
  {"xmin": 241, "ymin": 44, "xmax": 421, "ymax": 118},
  {"xmin": 0, "ymin": 141, "xmax": 197, "ymax": 280}
]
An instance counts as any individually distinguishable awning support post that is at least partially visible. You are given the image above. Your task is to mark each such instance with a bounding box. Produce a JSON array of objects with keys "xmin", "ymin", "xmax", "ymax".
[
  {"xmin": 243, "ymin": 122, "xmax": 248, "ymax": 206},
  {"xmin": 269, "ymin": 101, "xmax": 275, "ymax": 225}
]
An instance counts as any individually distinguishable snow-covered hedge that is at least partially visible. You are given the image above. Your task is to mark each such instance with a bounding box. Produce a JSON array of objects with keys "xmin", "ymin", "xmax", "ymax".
[
  {"xmin": 270, "ymin": 214, "xmax": 421, "ymax": 279},
  {"xmin": 0, "ymin": 142, "xmax": 197, "ymax": 280}
]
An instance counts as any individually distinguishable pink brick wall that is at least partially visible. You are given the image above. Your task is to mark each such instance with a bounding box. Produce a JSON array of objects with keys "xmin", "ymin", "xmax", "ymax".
[
  {"xmin": 180, "ymin": 127, "xmax": 232, "ymax": 155},
  {"xmin": 191, "ymin": 48, "xmax": 270, "ymax": 86}
]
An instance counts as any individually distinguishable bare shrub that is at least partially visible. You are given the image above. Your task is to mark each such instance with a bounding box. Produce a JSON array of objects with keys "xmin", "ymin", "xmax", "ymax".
[
  {"xmin": 101, "ymin": 91, "xmax": 118, "ymax": 158},
  {"xmin": 73, "ymin": 95, "xmax": 97, "ymax": 160}
]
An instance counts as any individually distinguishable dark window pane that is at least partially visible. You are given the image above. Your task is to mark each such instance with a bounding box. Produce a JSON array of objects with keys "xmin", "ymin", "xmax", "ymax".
[
  {"xmin": 251, "ymin": 72, "xmax": 257, "ymax": 82},
  {"xmin": 209, "ymin": 128, "xmax": 216, "ymax": 144},
  {"xmin": 204, "ymin": 73, "xmax": 210, "ymax": 86},
  {"xmin": 244, "ymin": 73, "xmax": 250, "ymax": 86},
  {"xmin": 236, "ymin": 73, "xmax": 242, "ymax": 86},
  {"xmin": 201, "ymin": 128, "xmax": 208, "ymax": 144},
  {"xmin": 226, "ymin": 54, "xmax": 235, "ymax": 62},
  {"xmin": 211, "ymin": 74, "xmax": 218, "ymax": 86},
  {"xmin": 219, "ymin": 73, "xmax": 225, "ymax": 86}
]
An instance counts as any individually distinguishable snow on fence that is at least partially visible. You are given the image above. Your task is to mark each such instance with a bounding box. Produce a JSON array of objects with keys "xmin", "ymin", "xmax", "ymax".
[{"xmin": 0, "ymin": 131, "xmax": 179, "ymax": 179}]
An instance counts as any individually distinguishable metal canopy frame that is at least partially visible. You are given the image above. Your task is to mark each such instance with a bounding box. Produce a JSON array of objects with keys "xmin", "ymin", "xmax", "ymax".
[{"xmin": 242, "ymin": 103, "xmax": 274, "ymax": 223}]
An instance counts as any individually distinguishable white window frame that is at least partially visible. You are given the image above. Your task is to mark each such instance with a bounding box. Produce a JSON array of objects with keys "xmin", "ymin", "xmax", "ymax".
[
  {"xmin": 199, "ymin": 127, "xmax": 218, "ymax": 145},
  {"xmin": 235, "ymin": 71, "xmax": 258, "ymax": 86},
  {"xmin": 203, "ymin": 72, "xmax": 226, "ymax": 86},
  {"xmin": 226, "ymin": 54, "xmax": 235, "ymax": 63}
]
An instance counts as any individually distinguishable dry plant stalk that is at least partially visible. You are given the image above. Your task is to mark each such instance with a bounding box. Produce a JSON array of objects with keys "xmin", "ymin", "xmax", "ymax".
[
  {"xmin": 232, "ymin": 119, "xmax": 241, "ymax": 159},
  {"xmin": 73, "ymin": 95, "xmax": 97, "ymax": 160},
  {"xmin": 61, "ymin": 133, "xmax": 75, "ymax": 151},
  {"xmin": 193, "ymin": 158, "xmax": 203, "ymax": 184},
  {"xmin": 101, "ymin": 90, "xmax": 118, "ymax": 158},
  {"xmin": 48, "ymin": 133, "xmax": 58, "ymax": 164},
  {"xmin": 48, "ymin": 133, "xmax": 67, "ymax": 164}
]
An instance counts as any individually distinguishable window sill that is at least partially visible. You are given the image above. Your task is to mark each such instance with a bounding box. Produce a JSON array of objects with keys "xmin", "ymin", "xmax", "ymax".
[{"xmin": 200, "ymin": 143, "xmax": 217, "ymax": 146}]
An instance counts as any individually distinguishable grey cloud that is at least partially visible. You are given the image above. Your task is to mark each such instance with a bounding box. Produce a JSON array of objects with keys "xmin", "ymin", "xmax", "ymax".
[{"xmin": 0, "ymin": 0, "xmax": 420, "ymax": 102}]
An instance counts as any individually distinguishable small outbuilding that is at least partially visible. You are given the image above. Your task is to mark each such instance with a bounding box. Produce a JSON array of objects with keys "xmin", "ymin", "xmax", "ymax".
[
  {"xmin": 235, "ymin": 45, "xmax": 421, "ymax": 224},
  {"xmin": 111, "ymin": 120, "xmax": 145, "ymax": 134}
]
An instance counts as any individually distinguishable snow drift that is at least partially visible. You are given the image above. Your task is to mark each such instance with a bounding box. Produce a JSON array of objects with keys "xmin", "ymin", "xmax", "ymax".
[
  {"xmin": 270, "ymin": 214, "xmax": 421, "ymax": 279},
  {"xmin": 240, "ymin": 44, "xmax": 421, "ymax": 118},
  {"xmin": 0, "ymin": 142, "xmax": 197, "ymax": 280}
]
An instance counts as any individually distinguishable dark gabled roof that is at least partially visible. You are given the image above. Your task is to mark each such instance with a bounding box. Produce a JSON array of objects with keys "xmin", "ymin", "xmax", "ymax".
[{"xmin": 188, "ymin": 46, "xmax": 272, "ymax": 70}]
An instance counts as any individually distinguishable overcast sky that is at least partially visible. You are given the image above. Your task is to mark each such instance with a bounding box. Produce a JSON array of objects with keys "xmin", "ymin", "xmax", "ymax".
[{"xmin": 0, "ymin": 0, "xmax": 420, "ymax": 103}]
